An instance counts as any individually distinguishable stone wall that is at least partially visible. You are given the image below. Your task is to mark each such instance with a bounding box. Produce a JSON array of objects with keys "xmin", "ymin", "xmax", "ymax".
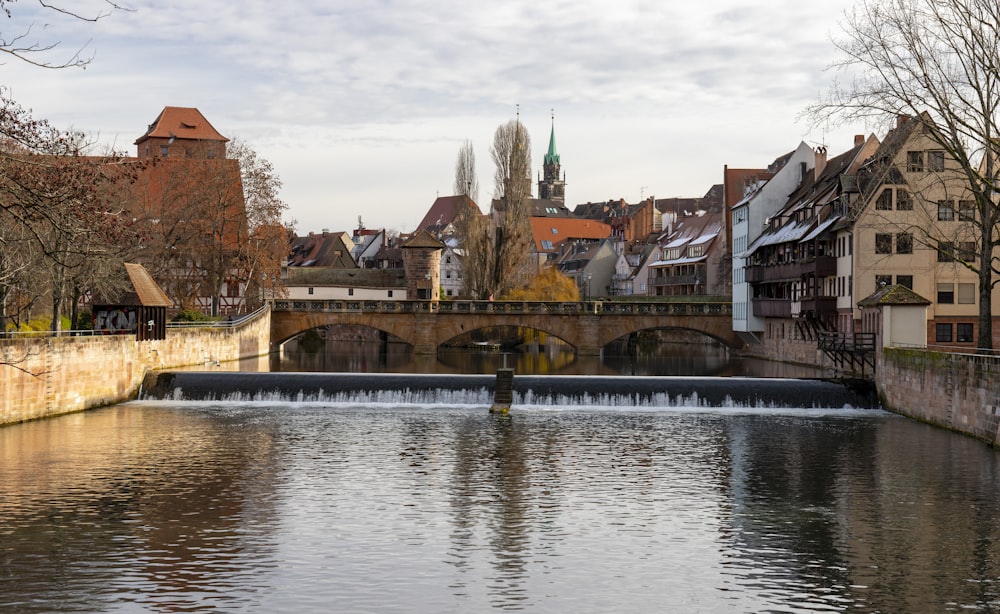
[
  {"xmin": 877, "ymin": 347, "xmax": 1000, "ymax": 445},
  {"xmin": 0, "ymin": 309, "xmax": 271, "ymax": 426}
]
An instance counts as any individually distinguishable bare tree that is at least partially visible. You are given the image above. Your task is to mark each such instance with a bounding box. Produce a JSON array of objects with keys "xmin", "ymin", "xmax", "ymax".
[
  {"xmin": 228, "ymin": 137, "xmax": 289, "ymax": 311},
  {"xmin": 453, "ymin": 140, "xmax": 479, "ymax": 204},
  {"xmin": 810, "ymin": 0, "xmax": 1000, "ymax": 349},
  {"xmin": 0, "ymin": 93, "xmax": 140, "ymax": 333},
  {"xmin": 488, "ymin": 118, "xmax": 535, "ymax": 297},
  {"xmin": 0, "ymin": 0, "xmax": 129, "ymax": 69}
]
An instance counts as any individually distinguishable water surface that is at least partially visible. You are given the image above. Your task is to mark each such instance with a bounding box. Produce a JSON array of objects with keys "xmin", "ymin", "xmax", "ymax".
[{"xmin": 3, "ymin": 400, "xmax": 999, "ymax": 612}]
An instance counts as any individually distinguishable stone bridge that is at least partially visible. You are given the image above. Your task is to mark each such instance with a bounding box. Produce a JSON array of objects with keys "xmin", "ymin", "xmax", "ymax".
[{"xmin": 270, "ymin": 299, "xmax": 741, "ymax": 355}]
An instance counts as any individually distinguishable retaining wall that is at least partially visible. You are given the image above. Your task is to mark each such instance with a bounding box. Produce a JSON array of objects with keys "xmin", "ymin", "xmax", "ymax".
[
  {"xmin": 0, "ymin": 309, "xmax": 271, "ymax": 426},
  {"xmin": 877, "ymin": 347, "xmax": 1000, "ymax": 445}
]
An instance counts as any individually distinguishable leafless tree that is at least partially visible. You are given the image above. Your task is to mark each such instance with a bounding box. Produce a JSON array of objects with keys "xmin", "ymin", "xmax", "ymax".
[
  {"xmin": 0, "ymin": 0, "xmax": 129, "ymax": 69},
  {"xmin": 229, "ymin": 137, "xmax": 289, "ymax": 311},
  {"xmin": 0, "ymin": 93, "xmax": 140, "ymax": 333},
  {"xmin": 488, "ymin": 118, "xmax": 535, "ymax": 297},
  {"xmin": 810, "ymin": 0, "xmax": 1000, "ymax": 349},
  {"xmin": 453, "ymin": 140, "xmax": 479, "ymax": 204}
]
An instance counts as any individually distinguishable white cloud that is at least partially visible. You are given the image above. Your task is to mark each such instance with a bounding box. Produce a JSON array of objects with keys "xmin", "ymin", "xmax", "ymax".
[{"xmin": 2, "ymin": 0, "xmax": 864, "ymax": 234}]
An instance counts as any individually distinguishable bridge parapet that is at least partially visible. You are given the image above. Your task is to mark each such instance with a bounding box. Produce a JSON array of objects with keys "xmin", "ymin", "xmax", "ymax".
[{"xmin": 272, "ymin": 299, "xmax": 732, "ymax": 317}]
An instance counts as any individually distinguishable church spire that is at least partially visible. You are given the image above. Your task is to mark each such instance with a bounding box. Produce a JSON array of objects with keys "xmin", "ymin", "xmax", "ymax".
[
  {"xmin": 545, "ymin": 111, "xmax": 560, "ymax": 166},
  {"xmin": 538, "ymin": 109, "xmax": 565, "ymax": 203}
]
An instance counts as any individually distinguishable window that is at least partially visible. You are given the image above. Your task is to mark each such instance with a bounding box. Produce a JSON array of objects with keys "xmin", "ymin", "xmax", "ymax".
[
  {"xmin": 896, "ymin": 190, "xmax": 913, "ymax": 210},
  {"xmin": 958, "ymin": 283, "xmax": 976, "ymax": 304},
  {"xmin": 938, "ymin": 241, "xmax": 954, "ymax": 262},
  {"xmin": 160, "ymin": 145, "xmax": 169, "ymax": 156},
  {"xmin": 348, "ymin": 288, "xmax": 354, "ymax": 296},
  {"xmin": 937, "ymin": 282, "xmax": 954, "ymax": 304},
  {"xmin": 907, "ymin": 151, "xmax": 924, "ymax": 172},
  {"xmin": 388, "ymin": 290, "xmax": 393, "ymax": 298},
  {"xmin": 936, "ymin": 323, "xmax": 953, "ymax": 343},
  {"xmin": 896, "ymin": 233, "xmax": 912, "ymax": 254},
  {"xmin": 446, "ymin": 289, "xmax": 453, "ymax": 296},
  {"xmin": 876, "ymin": 274, "xmax": 893, "ymax": 288},
  {"xmin": 937, "ymin": 200, "xmax": 955, "ymax": 221},
  {"xmin": 958, "ymin": 242, "xmax": 976, "ymax": 262},
  {"xmin": 688, "ymin": 245, "xmax": 704, "ymax": 257},
  {"xmin": 445, "ymin": 256, "xmax": 452, "ymax": 264},
  {"xmin": 876, "ymin": 190, "xmax": 893, "ymax": 210},
  {"xmin": 541, "ymin": 240, "xmax": 554, "ymax": 250},
  {"xmin": 551, "ymin": 227, "xmax": 559, "ymax": 234},
  {"xmin": 896, "ymin": 275, "xmax": 913, "ymax": 289},
  {"xmin": 875, "ymin": 233, "xmax": 893, "ymax": 254},
  {"xmin": 957, "ymin": 323, "xmax": 974, "ymax": 342},
  {"xmin": 308, "ymin": 287, "xmax": 314, "ymax": 295},
  {"xmin": 928, "ymin": 150, "xmax": 945, "ymax": 171},
  {"xmin": 958, "ymin": 200, "xmax": 976, "ymax": 222}
]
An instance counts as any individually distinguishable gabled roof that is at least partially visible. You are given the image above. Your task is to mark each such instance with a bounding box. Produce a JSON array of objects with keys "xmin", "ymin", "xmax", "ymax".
[
  {"xmin": 135, "ymin": 107, "xmax": 229, "ymax": 145},
  {"xmin": 415, "ymin": 195, "xmax": 480, "ymax": 234},
  {"xmin": 858, "ymin": 284, "xmax": 931, "ymax": 307},
  {"xmin": 288, "ymin": 231, "xmax": 357, "ymax": 268},
  {"xmin": 402, "ymin": 228, "xmax": 446, "ymax": 249}
]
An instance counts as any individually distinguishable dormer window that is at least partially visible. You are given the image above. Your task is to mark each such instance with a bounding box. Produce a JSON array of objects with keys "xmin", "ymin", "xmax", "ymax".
[{"xmin": 688, "ymin": 245, "xmax": 704, "ymax": 258}]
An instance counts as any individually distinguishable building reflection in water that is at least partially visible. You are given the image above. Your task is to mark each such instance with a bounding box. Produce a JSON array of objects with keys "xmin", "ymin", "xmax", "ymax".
[{"xmin": 0, "ymin": 406, "xmax": 282, "ymax": 612}]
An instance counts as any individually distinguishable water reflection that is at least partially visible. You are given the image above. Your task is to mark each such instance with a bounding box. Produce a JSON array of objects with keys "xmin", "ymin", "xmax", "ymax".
[
  {"xmin": 265, "ymin": 337, "xmax": 832, "ymax": 378},
  {"xmin": 0, "ymin": 407, "xmax": 282, "ymax": 613},
  {"xmin": 6, "ymin": 402, "xmax": 1000, "ymax": 611}
]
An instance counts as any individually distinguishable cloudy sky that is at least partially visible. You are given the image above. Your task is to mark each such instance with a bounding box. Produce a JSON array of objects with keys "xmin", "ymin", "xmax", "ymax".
[{"xmin": 3, "ymin": 0, "xmax": 869, "ymax": 234}]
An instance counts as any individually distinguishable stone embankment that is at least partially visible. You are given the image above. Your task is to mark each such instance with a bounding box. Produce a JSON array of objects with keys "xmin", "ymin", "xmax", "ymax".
[
  {"xmin": 0, "ymin": 309, "xmax": 271, "ymax": 426},
  {"xmin": 877, "ymin": 347, "xmax": 1000, "ymax": 445}
]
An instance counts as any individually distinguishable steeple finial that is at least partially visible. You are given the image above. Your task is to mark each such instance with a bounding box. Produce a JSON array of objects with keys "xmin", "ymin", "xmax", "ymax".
[{"xmin": 545, "ymin": 109, "xmax": 559, "ymax": 165}]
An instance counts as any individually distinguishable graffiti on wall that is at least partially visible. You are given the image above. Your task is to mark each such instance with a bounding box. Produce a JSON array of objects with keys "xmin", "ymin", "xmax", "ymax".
[{"xmin": 94, "ymin": 307, "xmax": 138, "ymax": 334}]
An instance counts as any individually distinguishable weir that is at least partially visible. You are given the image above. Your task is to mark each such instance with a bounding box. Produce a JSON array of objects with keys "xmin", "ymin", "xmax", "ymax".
[{"xmin": 139, "ymin": 372, "xmax": 880, "ymax": 409}]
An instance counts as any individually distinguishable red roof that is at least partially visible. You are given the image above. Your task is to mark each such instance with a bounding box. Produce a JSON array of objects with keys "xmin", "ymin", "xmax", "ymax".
[
  {"xmin": 135, "ymin": 107, "xmax": 229, "ymax": 145},
  {"xmin": 531, "ymin": 217, "xmax": 611, "ymax": 253},
  {"xmin": 415, "ymin": 195, "xmax": 480, "ymax": 233}
]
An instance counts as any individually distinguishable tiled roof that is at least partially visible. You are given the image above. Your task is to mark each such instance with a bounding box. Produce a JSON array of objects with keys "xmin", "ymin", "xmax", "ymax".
[
  {"xmin": 135, "ymin": 107, "xmax": 229, "ymax": 145},
  {"xmin": 402, "ymin": 229, "xmax": 446, "ymax": 249},
  {"xmin": 415, "ymin": 195, "xmax": 479, "ymax": 233},
  {"xmin": 531, "ymin": 217, "xmax": 611, "ymax": 252}
]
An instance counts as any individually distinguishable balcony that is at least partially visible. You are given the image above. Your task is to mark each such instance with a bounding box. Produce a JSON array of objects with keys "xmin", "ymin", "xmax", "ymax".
[
  {"xmin": 745, "ymin": 255, "xmax": 837, "ymax": 283},
  {"xmin": 752, "ymin": 298, "xmax": 792, "ymax": 318},
  {"xmin": 649, "ymin": 273, "xmax": 699, "ymax": 287},
  {"xmin": 799, "ymin": 296, "xmax": 838, "ymax": 319}
]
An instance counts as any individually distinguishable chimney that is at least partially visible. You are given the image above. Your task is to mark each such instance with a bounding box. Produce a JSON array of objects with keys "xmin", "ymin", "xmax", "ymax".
[
  {"xmin": 854, "ymin": 134, "xmax": 865, "ymax": 147},
  {"xmin": 896, "ymin": 114, "xmax": 910, "ymax": 129},
  {"xmin": 815, "ymin": 146, "xmax": 828, "ymax": 177}
]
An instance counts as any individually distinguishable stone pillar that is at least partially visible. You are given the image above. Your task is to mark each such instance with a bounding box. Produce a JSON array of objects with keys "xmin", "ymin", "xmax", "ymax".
[
  {"xmin": 412, "ymin": 313, "xmax": 438, "ymax": 355},
  {"xmin": 576, "ymin": 315, "xmax": 602, "ymax": 356}
]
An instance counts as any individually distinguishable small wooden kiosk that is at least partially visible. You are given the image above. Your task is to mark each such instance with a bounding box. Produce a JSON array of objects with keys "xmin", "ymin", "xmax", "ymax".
[{"xmin": 92, "ymin": 263, "xmax": 174, "ymax": 341}]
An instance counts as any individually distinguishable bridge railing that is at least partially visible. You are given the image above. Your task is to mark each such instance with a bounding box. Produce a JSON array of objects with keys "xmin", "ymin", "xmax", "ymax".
[{"xmin": 270, "ymin": 299, "xmax": 732, "ymax": 316}]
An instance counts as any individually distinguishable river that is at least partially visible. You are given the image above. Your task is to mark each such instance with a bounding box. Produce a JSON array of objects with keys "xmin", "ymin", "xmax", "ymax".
[{"xmin": 3, "ymin": 342, "xmax": 999, "ymax": 612}]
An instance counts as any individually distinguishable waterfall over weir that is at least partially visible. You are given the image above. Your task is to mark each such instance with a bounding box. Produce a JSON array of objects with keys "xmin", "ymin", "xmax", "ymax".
[{"xmin": 139, "ymin": 372, "xmax": 880, "ymax": 409}]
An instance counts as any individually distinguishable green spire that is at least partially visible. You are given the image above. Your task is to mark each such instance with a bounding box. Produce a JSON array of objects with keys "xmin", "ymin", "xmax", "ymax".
[{"xmin": 544, "ymin": 114, "xmax": 560, "ymax": 166}]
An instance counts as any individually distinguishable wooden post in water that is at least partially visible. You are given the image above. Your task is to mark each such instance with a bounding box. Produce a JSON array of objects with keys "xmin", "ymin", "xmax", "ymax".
[{"xmin": 490, "ymin": 368, "xmax": 514, "ymax": 414}]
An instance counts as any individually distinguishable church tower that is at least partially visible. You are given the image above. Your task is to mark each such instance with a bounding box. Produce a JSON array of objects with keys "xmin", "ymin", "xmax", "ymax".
[{"xmin": 538, "ymin": 113, "xmax": 566, "ymax": 203}]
